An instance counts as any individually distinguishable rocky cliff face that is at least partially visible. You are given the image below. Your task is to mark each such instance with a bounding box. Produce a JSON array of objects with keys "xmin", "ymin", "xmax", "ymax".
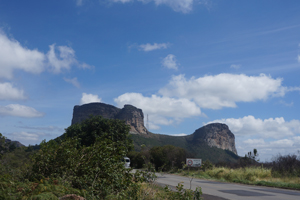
[
  {"xmin": 71, "ymin": 103, "xmax": 148, "ymax": 134},
  {"xmin": 186, "ymin": 123, "xmax": 237, "ymax": 154},
  {"xmin": 115, "ymin": 105, "xmax": 147, "ymax": 134}
]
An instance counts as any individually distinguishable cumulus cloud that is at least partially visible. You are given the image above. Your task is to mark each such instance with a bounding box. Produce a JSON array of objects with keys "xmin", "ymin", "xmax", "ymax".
[
  {"xmin": 139, "ymin": 0, "xmax": 194, "ymax": 13},
  {"xmin": 47, "ymin": 44, "xmax": 91, "ymax": 73},
  {"xmin": 206, "ymin": 115, "xmax": 300, "ymax": 161},
  {"xmin": 139, "ymin": 43, "xmax": 168, "ymax": 51},
  {"xmin": 80, "ymin": 93, "xmax": 102, "ymax": 105},
  {"xmin": 0, "ymin": 82, "xmax": 26, "ymax": 100},
  {"xmin": 159, "ymin": 73, "xmax": 289, "ymax": 109},
  {"xmin": 162, "ymin": 54, "xmax": 179, "ymax": 70},
  {"xmin": 114, "ymin": 92, "xmax": 201, "ymax": 129},
  {"xmin": 64, "ymin": 77, "xmax": 80, "ymax": 88},
  {"xmin": 0, "ymin": 32, "xmax": 92, "ymax": 79},
  {"xmin": 0, "ymin": 104, "xmax": 44, "ymax": 118},
  {"xmin": 0, "ymin": 32, "xmax": 45, "ymax": 79},
  {"xmin": 207, "ymin": 115, "xmax": 300, "ymax": 139}
]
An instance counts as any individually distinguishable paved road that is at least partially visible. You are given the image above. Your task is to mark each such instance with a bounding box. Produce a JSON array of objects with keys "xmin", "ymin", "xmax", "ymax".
[{"xmin": 154, "ymin": 173, "xmax": 300, "ymax": 200}]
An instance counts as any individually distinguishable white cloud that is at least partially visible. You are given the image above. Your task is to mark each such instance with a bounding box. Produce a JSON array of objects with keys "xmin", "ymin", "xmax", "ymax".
[
  {"xmin": 230, "ymin": 64, "xmax": 241, "ymax": 69},
  {"xmin": 80, "ymin": 93, "xmax": 102, "ymax": 105},
  {"xmin": 114, "ymin": 92, "xmax": 201, "ymax": 129},
  {"xmin": 138, "ymin": 0, "xmax": 194, "ymax": 13},
  {"xmin": 11, "ymin": 131, "xmax": 40, "ymax": 142},
  {"xmin": 0, "ymin": 32, "xmax": 45, "ymax": 79},
  {"xmin": 111, "ymin": 0, "xmax": 133, "ymax": 2},
  {"xmin": 139, "ymin": 43, "xmax": 168, "ymax": 51},
  {"xmin": 0, "ymin": 82, "xmax": 26, "ymax": 100},
  {"xmin": 207, "ymin": 115, "xmax": 300, "ymax": 139},
  {"xmin": 9, "ymin": 131, "xmax": 48, "ymax": 146},
  {"xmin": 243, "ymin": 138, "xmax": 265, "ymax": 146},
  {"xmin": 0, "ymin": 32, "xmax": 92, "ymax": 78},
  {"xmin": 46, "ymin": 44, "xmax": 91, "ymax": 73},
  {"xmin": 240, "ymin": 138, "xmax": 299, "ymax": 161},
  {"xmin": 64, "ymin": 77, "xmax": 80, "ymax": 88},
  {"xmin": 0, "ymin": 104, "xmax": 44, "ymax": 118},
  {"xmin": 270, "ymin": 139, "xmax": 294, "ymax": 148},
  {"xmin": 170, "ymin": 133, "xmax": 187, "ymax": 136},
  {"xmin": 148, "ymin": 122, "xmax": 160, "ymax": 130},
  {"xmin": 110, "ymin": 0, "xmax": 194, "ymax": 13},
  {"xmin": 162, "ymin": 54, "xmax": 179, "ymax": 70},
  {"xmin": 159, "ymin": 73, "xmax": 289, "ymax": 109},
  {"xmin": 298, "ymin": 54, "xmax": 300, "ymax": 63}
]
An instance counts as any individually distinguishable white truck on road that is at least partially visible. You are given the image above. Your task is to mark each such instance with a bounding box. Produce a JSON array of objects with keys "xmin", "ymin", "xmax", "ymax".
[{"xmin": 124, "ymin": 157, "xmax": 130, "ymax": 168}]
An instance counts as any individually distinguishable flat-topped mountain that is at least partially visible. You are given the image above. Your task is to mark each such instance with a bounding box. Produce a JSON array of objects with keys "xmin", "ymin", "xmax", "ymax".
[
  {"xmin": 72, "ymin": 103, "xmax": 147, "ymax": 134},
  {"xmin": 71, "ymin": 103, "xmax": 238, "ymax": 161}
]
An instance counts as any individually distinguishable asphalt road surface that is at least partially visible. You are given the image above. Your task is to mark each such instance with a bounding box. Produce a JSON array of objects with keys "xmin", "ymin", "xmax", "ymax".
[{"xmin": 154, "ymin": 173, "xmax": 300, "ymax": 200}]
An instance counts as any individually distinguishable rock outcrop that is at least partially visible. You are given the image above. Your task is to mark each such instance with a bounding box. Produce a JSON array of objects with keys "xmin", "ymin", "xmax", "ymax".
[
  {"xmin": 186, "ymin": 123, "xmax": 237, "ymax": 154},
  {"xmin": 71, "ymin": 103, "xmax": 147, "ymax": 134}
]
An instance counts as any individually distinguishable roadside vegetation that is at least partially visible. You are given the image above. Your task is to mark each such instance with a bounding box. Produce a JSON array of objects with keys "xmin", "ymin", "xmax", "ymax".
[
  {"xmin": 0, "ymin": 116, "xmax": 202, "ymax": 200},
  {"xmin": 177, "ymin": 150, "xmax": 300, "ymax": 190},
  {"xmin": 130, "ymin": 147, "xmax": 300, "ymax": 190}
]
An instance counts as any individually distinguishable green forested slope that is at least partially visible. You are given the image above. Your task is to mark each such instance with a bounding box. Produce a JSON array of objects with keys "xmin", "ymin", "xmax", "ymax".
[{"xmin": 131, "ymin": 133, "xmax": 239, "ymax": 163}]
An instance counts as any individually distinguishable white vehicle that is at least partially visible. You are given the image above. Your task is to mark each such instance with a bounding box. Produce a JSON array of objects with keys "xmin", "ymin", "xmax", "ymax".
[{"xmin": 124, "ymin": 157, "xmax": 130, "ymax": 168}]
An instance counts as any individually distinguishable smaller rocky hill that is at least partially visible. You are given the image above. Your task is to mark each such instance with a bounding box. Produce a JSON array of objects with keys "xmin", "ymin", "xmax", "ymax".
[{"xmin": 186, "ymin": 123, "xmax": 237, "ymax": 154}]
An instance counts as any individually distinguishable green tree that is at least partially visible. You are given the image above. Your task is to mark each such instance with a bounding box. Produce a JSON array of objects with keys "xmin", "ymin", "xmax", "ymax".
[
  {"xmin": 246, "ymin": 148, "xmax": 259, "ymax": 162},
  {"xmin": 30, "ymin": 116, "xmax": 134, "ymax": 198},
  {"xmin": 150, "ymin": 145, "xmax": 187, "ymax": 171}
]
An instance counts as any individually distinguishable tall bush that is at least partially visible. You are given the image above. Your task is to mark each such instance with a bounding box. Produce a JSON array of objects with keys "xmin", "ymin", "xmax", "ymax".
[
  {"xmin": 30, "ymin": 116, "xmax": 134, "ymax": 198},
  {"xmin": 271, "ymin": 154, "xmax": 300, "ymax": 177},
  {"xmin": 150, "ymin": 145, "xmax": 187, "ymax": 171}
]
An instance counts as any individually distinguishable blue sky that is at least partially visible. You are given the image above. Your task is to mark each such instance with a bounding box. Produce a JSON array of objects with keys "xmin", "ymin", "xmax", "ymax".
[{"xmin": 0, "ymin": 0, "xmax": 300, "ymax": 161}]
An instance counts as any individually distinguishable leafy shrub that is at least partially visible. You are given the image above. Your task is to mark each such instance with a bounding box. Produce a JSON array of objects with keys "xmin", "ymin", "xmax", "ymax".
[{"xmin": 201, "ymin": 160, "xmax": 213, "ymax": 172}]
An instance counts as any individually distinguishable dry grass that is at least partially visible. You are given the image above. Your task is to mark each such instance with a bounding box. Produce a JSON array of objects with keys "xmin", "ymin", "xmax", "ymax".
[{"xmin": 177, "ymin": 166, "xmax": 300, "ymax": 189}]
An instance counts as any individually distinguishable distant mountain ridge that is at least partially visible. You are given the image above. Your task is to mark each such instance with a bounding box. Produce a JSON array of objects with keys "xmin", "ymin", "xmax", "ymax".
[
  {"xmin": 5, "ymin": 139, "xmax": 24, "ymax": 148},
  {"xmin": 0, "ymin": 136, "xmax": 25, "ymax": 155},
  {"xmin": 71, "ymin": 103, "xmax": 238, "ymax": 162}
]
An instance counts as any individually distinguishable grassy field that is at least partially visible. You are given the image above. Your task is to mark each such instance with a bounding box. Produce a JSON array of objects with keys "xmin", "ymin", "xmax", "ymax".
[{"xmin": 176, "ymin": 166, "xmax": 300, "ymax": 190}]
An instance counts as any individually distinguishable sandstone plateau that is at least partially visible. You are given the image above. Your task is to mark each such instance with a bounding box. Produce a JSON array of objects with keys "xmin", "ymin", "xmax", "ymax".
[{"xmin": 71, "ymin": 102, "xmax": 237, "ymax": 155}]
